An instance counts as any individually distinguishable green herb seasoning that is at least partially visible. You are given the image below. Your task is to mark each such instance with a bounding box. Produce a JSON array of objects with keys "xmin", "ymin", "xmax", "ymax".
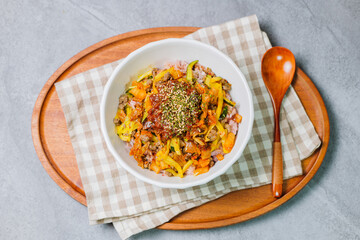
[{"xmin": 159, "ymin": 80, "xmax": 201, "ymax": 137}]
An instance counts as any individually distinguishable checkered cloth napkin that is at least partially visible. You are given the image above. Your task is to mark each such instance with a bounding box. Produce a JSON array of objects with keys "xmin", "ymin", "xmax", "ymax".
[{"xmin": 55, "ymin": 15, "xmax": 321, "ymax": 239}]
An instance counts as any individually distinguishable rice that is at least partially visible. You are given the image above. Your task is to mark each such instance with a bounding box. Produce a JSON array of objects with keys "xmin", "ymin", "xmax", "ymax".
[
  {"xmin": 228, "ymin": 119, "xmax": 238, "ymax": 134},
  {"xmin": 225, "ymin": 106, "xmax": 237, "ymax": 122},
  {"xmin": 193, "ymin": 68, "xmax": 206, "ymax": 82},
  {"xmin": 185, "ymin": 165, "xmax": 195, "ymax": 176},
  {"xmin": 174, "ymin": 60, "xmax": 188, "ymax": 73}
]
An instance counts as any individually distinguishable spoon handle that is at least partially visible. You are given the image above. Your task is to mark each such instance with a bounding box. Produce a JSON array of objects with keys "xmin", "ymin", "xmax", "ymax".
[{"xmin": 272, "ymin": 142, "xmax": 283, "ymax": 197}]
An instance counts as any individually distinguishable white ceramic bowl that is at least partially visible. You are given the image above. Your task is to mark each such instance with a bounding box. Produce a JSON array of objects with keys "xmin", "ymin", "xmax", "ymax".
[{"xmin": 100, "ymin": 38, "xmax": 254, "ymax": 189}]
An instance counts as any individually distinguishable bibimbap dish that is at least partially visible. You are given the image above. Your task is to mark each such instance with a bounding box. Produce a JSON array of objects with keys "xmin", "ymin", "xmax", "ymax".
[{"xmin": 113, "ymin": 60, "xmax": 242, "ymax": 178}]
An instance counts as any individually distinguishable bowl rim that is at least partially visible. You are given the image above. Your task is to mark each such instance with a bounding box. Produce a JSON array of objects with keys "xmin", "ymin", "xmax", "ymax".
[{"xmin": 100, "ymin": 38, "xmax": 254, "ymax": 189}]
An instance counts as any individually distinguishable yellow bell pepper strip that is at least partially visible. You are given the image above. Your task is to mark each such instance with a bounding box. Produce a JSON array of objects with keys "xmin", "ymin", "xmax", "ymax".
[
  {"xmin": 216, "ymin": 121, "xmax": 226, "ymax": 139},
  {"xmin": 223, "ymin": 132, "xmax": 236, "ymax": 153},
  {"xmin": 116, "ymin": 120, "xmax": 132, "ymax": 142},
  {"xmin": 186, "ymin": 60, "xmax": 198, "ymax": 84},
  {"xmin": 163, "ymin": 156, "xmax": 183, "ymax": 178},
  {"xmin": 223, "ymin": 96, "xmax": 236, "ymax": 107},
  {"xmin": 164, "ymin": 168, "xmax": 178, "ymax": 177},
  {"xmin": 151, "ymin": 86, "xmax": 158, "ymax": 94},
  {"xmin": 192, "ymin": 124, "xmax": 207, "ymax": 145},
  {"xmin": 194, "ymin": 166, "xmax": 209, "ymax": 176},
  {"xmin": 125, "ymin": 85, "xmax": 136, "ymax": 93},
  {"xmin": 151, "ymin": 134, "xmax": 158, "ymax": 142},
  {"xmin": 170, "ymin": 137, "xmax": 181, "ymax": 155},
  {"xmin": 210, "ymin": 135, "xmax": 220, "ymax": 151},
  {"xmin": 210, "ymin": 76, "xmax": 222, "ymax": 83},
  {"xmin": 194, "ymin": 137, "xmax": 205, "ymax": 146},
  {"xmin": 136, "ymin": 69, "xmax": 153, "ymax": 82},
  {"xmin": 151, "ymin": 67, "xmax": 176, "ymax": 93},
  {"xmin": 214, "ymin": 83, "xmax": 223, "ymax": 120},
  {"xmin": 141, "ymin": 95, "xmax": 151, "ymax": 122},
  {"xmin": 204, "ymin": 82, "xmax": 223, "ymax": 141},
  {"xmin": 116, "ymin": 108, "xmax": 132, "ymax": 141},
  {"xmin": 159, "ymin": 161, "xmax": 169, "ymax": 170},
  {"xmin": 156, "ymin": 140, "xmax": 171, "ymax": 162},
  {"xmin": 165, "ymin": 139, "xmax": 171, "ymax": 153},
  {"xmin": 182, "ymin": 160, "xmax": 193, "ymax": 172},
  {"xmin": 116, "ymin": 126, "xmax": 130, "ymax": 142},
  {"xmin": 154, "ymin": 69, "xmax": 169, "ymax": 81},
  {"xmin": 152, "ymin": 69, "xmax": 167, "ymax": 93},
  {"xmin": 154, "ymin": 67, "xmax": 183, "ymax": 82},
  {"xmin": 125, "ymin": 105, "xmax": 131, "ymax": 115},
  {"xmin": 204, "ymin": 124, "xmax": 216, "ymax": 142},
  {"xmin": 195, "ymin": 125, "xmax": 208, "ymax": 136},
  {"xmin": 116, "ymin": 119, "xmax": 142, "ymax": 142},
  {"xmin": 141, "ymin": 112, "xmax": 148, "ymax": 123},
  {"xmin": 204, "ymin": 75, "xmax": 212, "ymax": 88}
]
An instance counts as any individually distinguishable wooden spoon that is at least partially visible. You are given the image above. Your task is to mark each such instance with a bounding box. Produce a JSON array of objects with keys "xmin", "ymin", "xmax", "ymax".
[{"xmin": 261, "ymin": 47, "xmax": 296, "ymax": 198}]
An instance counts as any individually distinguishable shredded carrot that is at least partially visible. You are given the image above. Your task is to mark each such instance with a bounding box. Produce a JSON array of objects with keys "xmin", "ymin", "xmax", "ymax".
[
  {"xmin": 184, "ymin": 141, "xmax": 200, "ymax": 155},
  {"xmin": 140, "ymin": 130, "xmax": 153, "ymax": 138},
  {"xmin": 195, "ymin": 82, "xmax": 206, "ymax": 94},
  {"xmin": 129, "ymin": 87, "xmax": 146, "ymax": 101},
  {"xmin": 129, "ymin": 106, "xmax": 142, "ymax": 120},
  {"xmin": 169, "ymin": 68, "xmax": 183, "ymax": 79},
  {"xmin": 116, "ymin": 109, "xmax": 126, "ymax": 122},
  {"xmin": 216, "ymin": 154, "xmax": 224, "ymax": 161},
  {"xmin": 201, "ymin": 147, "xmax": 212, "ymax": 160},
  {"xmin": 194, "ymin": 166, "xmax": 209, "ymax": 176},
  {"xmin": 207, "ymin": 110, "xmax": 217, "ymax": 125},
  {"xmin": 199, "ymin": 158, "xmax": 210, "ymax": 168},
  {"xmin": 234, "ymin": 114, "xmax": 242, "ymax": 123},
  {"xmin": 223, "ymin": 132, "xmax": 236, "ymax": 153}
]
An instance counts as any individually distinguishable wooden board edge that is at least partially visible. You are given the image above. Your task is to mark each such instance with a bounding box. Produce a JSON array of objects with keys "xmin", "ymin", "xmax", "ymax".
[
  {"xmin": 31, "ymin": 90, "xmax": 87, "ymax": 206},
  {"xmin": 30, "ymin": 27, "xmax": 330, "ymax": 229}
]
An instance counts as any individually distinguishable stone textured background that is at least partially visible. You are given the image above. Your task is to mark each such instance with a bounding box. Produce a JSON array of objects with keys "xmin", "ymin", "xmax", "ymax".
[{"xmin": 1, "ymin": 0, "xmax": 359, "ymax": 239}]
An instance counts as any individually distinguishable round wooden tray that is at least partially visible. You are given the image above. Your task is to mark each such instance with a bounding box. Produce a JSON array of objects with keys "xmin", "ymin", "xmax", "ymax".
[{"xmin": 31, "ymin": 27, "xmax": 330, "ymax": 230}]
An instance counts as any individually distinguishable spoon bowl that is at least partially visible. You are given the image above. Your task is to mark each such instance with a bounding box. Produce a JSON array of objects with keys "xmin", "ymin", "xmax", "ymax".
[{"xmin": 261, "ymin": 47, "xmax": 296, "ymax": 197}]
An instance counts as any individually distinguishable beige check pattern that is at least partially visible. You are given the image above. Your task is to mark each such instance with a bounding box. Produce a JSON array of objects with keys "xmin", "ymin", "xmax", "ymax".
[{"xmin": 55, "ymin": 15, "xmax": 321, "ymax": 239}]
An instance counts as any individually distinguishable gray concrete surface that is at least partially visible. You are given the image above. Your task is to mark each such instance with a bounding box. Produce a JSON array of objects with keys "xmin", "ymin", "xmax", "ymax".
[{"xmin": 1, "ymin": 0, "xmax": 359, "ymax": 239}]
